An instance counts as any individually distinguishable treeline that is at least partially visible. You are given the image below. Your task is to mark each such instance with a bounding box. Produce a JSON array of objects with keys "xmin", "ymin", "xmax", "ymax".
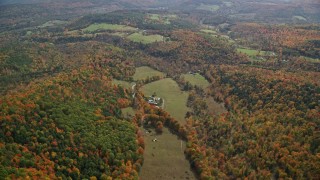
[
  {"xmin": 67, "ymin": 10, "xmax": 195, "ymax": 32},
  {"xmin": 133, "ymin": 92, "xmax": 188, "ymax": 139},
  {"xmin": 136, "ymin": 75, "xmax": 163, "ymax": 87},
  {"xmin": 0, "ymin": 66, "xmax": 143, "ymax": 179}
]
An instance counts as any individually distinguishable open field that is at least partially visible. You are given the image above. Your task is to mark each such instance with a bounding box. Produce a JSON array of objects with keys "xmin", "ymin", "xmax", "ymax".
[
  {"xmin": 302, "ymin": 56, "xmax": 320, "ymax": 63},
  {"xmin": 237, "ymin": 48, "xmax": 260, "ymax": 56},
  {"xmin": 181, "ymin": 73, "xmax": 209, "ymax": 88},
  {"xmin": 146, "ymin": 14, "xmax": 177, "ymax": 24},
  {"xmin": 139, "ymin": 127, "xmax": 196, "ymax": 180},
  {"xmin": 237, "ymin": 48, "xmax": 270, "ymax": 56},
  {"xmin": 223, "ymin": 1, "xmax": 233, "ymax": 7},
  {"xmin": 200, "ymin": 30, "xmax": 235, "ymax": 43},
  {"xmin": 133, "ymin": 66, "xmax": 165, "ymax": 81},
  {"xmin": 121, "ymin": 107, "xmax": 135, "ymax": 118},
  {"xmin": 38, "ymin": 20, "xmax": 67, "ymax": 28},
  {"xmin": 83, "ymin": 23, "xmax": 137, "ymax": 33},
  {"xmin": 112, "ymin": 79, "xmax": 133, "ymax": 89},
  {"xmin": 200, "ymin": 29, "xmax": 217, "ymax": 34},
  {"xmin": 26, "ymin": 31, "xmax": 32, "ymax": 36},
  {"xmin": 293, "ymin": 16, "xmax": 307, "ymax": 21},
  {"xmin": 220, "ymin": 35, "xmax": 235, "ymax": 43},
  {"xmin": 197, "ymin": 4, "xmax": 220, "ymax": 12},
  {"xmin": 141, "ymin": 78, "xmax": 189, "ymax": 123},
  {"xmin": 149, "ymin": 14, "xmax": 161, "ymax": 20},
  {"xmin": 127, "ymin": 32, "xmax": 164, "ymax": 44}
]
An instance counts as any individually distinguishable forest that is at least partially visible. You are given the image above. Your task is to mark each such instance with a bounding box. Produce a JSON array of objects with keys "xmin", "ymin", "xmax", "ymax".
[
  {"xmin": 185, "ymin": 65, "xmax": 320, "ymax": 178},
  {"xmin": 0, "ymin": 0, "xmax": 319, "ymax": 179},
  {"xmin": 0, "ymin": 66, "xmax": 144, "ymax": 179}
]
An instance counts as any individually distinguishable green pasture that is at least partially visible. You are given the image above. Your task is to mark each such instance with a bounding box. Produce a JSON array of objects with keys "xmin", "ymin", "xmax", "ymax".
[
  {"xmin": 83, "ymin": 23, "xmax": 137, "ymax": 33},
  {"xmin": 146, "ymin": 14, "xmax": 177, "ymax": 24},
  {"xmin": 112, "ymin": 79, "xmax": 132, "ymax": 89},
  {"xmin": 181, "ymin": 73, "xmax": 210, "ymax": 88},
  {"xmin": 127, "ymin": 32, "xmax": 164, "ymax": 44},
  {"xmin": 141, "ymin": 78, "xmax": 189, "ymax": 123},
  {"xmin": 200, "ymin": 29, "xmax": 217, "ymax": 34},
  {"xmin": 237, "ymin": 48, "xmax": 268, "ymax": 56},
  {"xmin": 133, "ymin": 66, "xmax": 165, "ymax": 81},
  {"xmin": 197, "ymin": 4, "xmax": 220, "ymax": 12},
  {"xmin": 223, "ymin": 2, "xmax": 233, "ymax": 7},
  {"xmin": 139, "ymin": 128, "xmax": 195, "ymax": 180},
  {"xmin": 302, "ymin": 56, "xmax": 320, "ymax": 63}
]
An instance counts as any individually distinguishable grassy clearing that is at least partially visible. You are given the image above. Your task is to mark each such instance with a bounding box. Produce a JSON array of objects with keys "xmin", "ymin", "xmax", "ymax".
[
  {"xmin": 133, "ymin": 66, "xmax": 165, "ymax": 81},
  {"xmin": 220, "ymin": 35, "xmax": 235, "ymax": 43},
  {"xmin": 166, "ymin": 14, "xmax": 178, "ymax": 18},
  {"xmin": 237, "ymin": 48, "xmax": 277, "ymax": 62},
  {"xmin": 237, "ymin": 48, "xmax": 268, "ymax": 56},
  {"xmin": 121, "ymin": 107, "xmax": 135, "ymax": 118},
  {"xmin": 293, "ymin": 16, "xmax": 307, "ymax": 21},
  {"xmin": 141, "ymin": 78, "xmax": 189, "ymax": 123},
  {"xmin": 148, "ymin": 14, "xmax": 177, "ymax": 19},
  {"xmin": 38, "ymin": 20, "xmax": 67, "ymax": 28},
  {"xmin": 200, "ymin": 29, "xmax": 217, "ymax": 34},
  {"xmin": 127, "ymin": 32, "xmax": 164, "ymax": 44},
  {"xmin": 223, "ymin": 2, "xmax": 233, "ymax": 7},
  {"xmin": 181, "ymin": 73, "xmax": 209, "ymax": 88},
  {"xmin": 146, "ymin": 14, "xmax": 177, "ymax": 25},
  {"xmin": 139, "ymin": 128, "xmax": 195, "ymax": 180},
  {"xmin": 301, "ymin": 56, "xmax": 320, "ymax": 63},
  {"xmin": 200, "ymin": 30, "xmax": 234, "ymax": 43},
  {"xmin": 26, "ymin": 31, "xmax": 32, "ymax": 36},
  {"xmin": 149, "ymin": 14, "xmax": 161, "ymax": 20},
  {"xmin": 83, "ymin": 23, "xmax": 137, "ymax": 33},
  {"xmin": 197, "ymin": 4, "xmax": 220, "ymax": 12},
  {"xmin": 112, "ymin": 79, "xmax": 133, "ymax": 89}
]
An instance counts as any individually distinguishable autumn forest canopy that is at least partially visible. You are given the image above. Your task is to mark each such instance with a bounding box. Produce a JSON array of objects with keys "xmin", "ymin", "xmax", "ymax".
[{"xmin": 0, "ymin": 0, "xmax": 319, "ymax": 179}]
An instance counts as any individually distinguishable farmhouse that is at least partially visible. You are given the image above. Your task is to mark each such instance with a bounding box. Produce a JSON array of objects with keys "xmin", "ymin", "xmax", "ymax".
[
  {"xmin": 147, "ymin": 96, "xmax": 162, "ymax": 106},
  {"xmin": 148, "ymin": 99, "xmax": 158, "ymax": 105}
]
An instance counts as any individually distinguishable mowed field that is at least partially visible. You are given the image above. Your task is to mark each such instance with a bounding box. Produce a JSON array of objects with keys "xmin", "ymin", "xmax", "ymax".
[
  {"xmin": 127, "ymin": 32, "xmax": 164, "ymax": 44},
  {"xmin": 237, "ymin": 48, "xmax": 268, "ymax": 56},
  {"xmin": 83, "ymin": 23, "xmax": 137, "ymax": 32},
  {"xmin": 139, "ymin": 128, "xmax": 196, "ymax": 180},
  {"xmin": 134, "ymin": 67, "xmax": 195, "ymax": 179},
  {"xmin": 141, "ymin": 78, "xmax": 189, "ymax": 123},
  {"xmin": 181, "ymin": 73, "xmax": 209, "ymax": 88},
  {"xmin": 197, "ymin": 4, "xmax": 220, "ymax": 12},
  {"xmin": 133, "ymin": 66, "xmax": 165, "ymax": 81},
  {"xmin": 112, "ymin": 79, "xmax": 133, "ymax": 89}
]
